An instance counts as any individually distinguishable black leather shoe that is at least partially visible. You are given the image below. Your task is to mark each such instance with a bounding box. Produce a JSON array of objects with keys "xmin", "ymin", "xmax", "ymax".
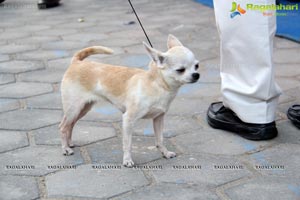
[
  {"xmin": 207, "ymin": 102, "xmax": 278, "ymax": 140},
  {"xmin": 287, "ymin": 105, "xmax": 300, "ymax": 129},
  {"xmin": 37, "ymin": 0, "xmax": 60, "ymax": 9}
]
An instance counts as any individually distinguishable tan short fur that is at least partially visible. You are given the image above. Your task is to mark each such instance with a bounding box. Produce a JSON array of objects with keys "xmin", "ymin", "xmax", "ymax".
[{"xmin": 59, "ymin": 35, "xmax": 200, "ymax": 167}]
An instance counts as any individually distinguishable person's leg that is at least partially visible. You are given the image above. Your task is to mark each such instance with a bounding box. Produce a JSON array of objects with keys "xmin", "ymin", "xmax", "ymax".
[{"xmin": 208, "ymin": 0, "xmax": 281, "ymax": 140}]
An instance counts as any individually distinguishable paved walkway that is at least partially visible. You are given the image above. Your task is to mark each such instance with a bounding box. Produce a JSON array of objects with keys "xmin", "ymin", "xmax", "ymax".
[{"xmin": 0, "ymin": 0, "xmax": 300, "ymax": 199}]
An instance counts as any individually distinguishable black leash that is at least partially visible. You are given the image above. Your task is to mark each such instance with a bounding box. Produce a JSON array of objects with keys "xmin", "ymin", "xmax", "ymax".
[{"xmin": 127, "ymin": 0, "xmax": 153, "ymax": 48}]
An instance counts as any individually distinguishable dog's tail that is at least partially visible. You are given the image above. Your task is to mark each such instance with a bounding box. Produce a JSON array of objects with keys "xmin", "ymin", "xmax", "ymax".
[{"xmin": 71, "ymin": 46, "xmax": 114, "ymax": 63}]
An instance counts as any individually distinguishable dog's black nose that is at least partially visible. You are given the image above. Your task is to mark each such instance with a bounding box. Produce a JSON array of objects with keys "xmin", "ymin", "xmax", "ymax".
[{"xmin": 192, "ymin": 73, "xmax": 200, "ymax": 80}]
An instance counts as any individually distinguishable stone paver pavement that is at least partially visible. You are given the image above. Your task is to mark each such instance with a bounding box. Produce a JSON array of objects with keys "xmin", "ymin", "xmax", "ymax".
[{"xmin": 0, "ymin": 0, "xmax": 300, "ymax": 199}]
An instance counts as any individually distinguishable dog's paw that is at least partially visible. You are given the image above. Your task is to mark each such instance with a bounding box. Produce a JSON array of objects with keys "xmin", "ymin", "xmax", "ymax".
[
  {"xmin": 123, "ymin": 159, "xmax": 135, "ymax": 168},
  {"xmin": 163, "ymin": 151, "xmax": 176, "ymax": 159},
  {"xmin": 62, "ymin": 147, "xmax": 74, "ymax": 156}
]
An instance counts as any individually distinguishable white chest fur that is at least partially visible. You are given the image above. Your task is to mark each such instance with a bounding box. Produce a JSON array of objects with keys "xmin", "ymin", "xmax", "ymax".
[{"xmin": 142, "ymin": 91, "xmax": 177, "ymax": 119}]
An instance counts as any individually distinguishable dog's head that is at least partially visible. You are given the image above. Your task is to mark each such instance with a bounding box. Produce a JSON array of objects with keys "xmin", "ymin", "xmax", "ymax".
[{"xmin": 143, "ymin": 34, "xmax": 200, "ymax": 86}]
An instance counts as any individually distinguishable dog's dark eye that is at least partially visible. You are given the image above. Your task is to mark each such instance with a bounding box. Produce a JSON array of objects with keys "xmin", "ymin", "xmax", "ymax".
[
  {"xmin": 176, "ymin": 68, "xmax": 185, "ymax": 73},
  {"xmin": 195, "ymin": 64, "xmax": 199, "ymax": 70}
]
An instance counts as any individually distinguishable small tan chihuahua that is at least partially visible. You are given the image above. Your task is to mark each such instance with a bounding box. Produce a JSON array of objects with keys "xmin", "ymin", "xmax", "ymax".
[{"xmin": 59, "ymin": 35, "xmax": 200, "ymax": 167}]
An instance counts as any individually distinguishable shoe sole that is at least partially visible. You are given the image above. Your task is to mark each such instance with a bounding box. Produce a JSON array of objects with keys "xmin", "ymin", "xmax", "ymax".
[{"xmin": 207, "ymin": 111, "xmax": 278, "ymax": 141}]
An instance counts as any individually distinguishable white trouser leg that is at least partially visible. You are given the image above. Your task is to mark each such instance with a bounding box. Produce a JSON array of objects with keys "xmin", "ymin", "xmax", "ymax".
[{"xmin": 213, "ymin": 0, "xmax": 281, "ymax": 123}]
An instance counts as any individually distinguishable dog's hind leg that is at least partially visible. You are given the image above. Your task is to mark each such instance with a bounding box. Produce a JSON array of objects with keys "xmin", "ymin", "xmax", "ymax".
[
  {"xmin": 59, "ymin": 100, "xmax": 94, "ymax": 156},
  {"xmin": 67, "ymin": 102, "xmax": 94, "ymax": 147},
  {"xmin": 59, "ymin": 115, "xmax": 75, "ymax": 156}
]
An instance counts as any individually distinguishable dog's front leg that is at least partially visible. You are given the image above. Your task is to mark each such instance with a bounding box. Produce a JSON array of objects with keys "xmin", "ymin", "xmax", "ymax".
[
  {"xmin": 122, "ymin": 112, "xmax": 135, "ymax": 167},
  {"xmin": 153, "ymin": 114, "xmax": 176, "ymax": 159}
]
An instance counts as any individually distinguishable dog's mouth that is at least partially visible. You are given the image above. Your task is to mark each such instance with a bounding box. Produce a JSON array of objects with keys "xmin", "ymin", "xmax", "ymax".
[{"xmin": 188, "ymin": 79, "xmax": 198, "ymax": 84}]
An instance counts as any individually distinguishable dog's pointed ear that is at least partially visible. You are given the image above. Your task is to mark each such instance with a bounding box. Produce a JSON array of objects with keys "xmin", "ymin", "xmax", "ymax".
[
  {"xmin": 143, "ymin": 42, "xmax": 165, "ymax": 68},
  {"xmin": 167, "ymin": 34, "xmax": 183, "ymax": 49}
]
